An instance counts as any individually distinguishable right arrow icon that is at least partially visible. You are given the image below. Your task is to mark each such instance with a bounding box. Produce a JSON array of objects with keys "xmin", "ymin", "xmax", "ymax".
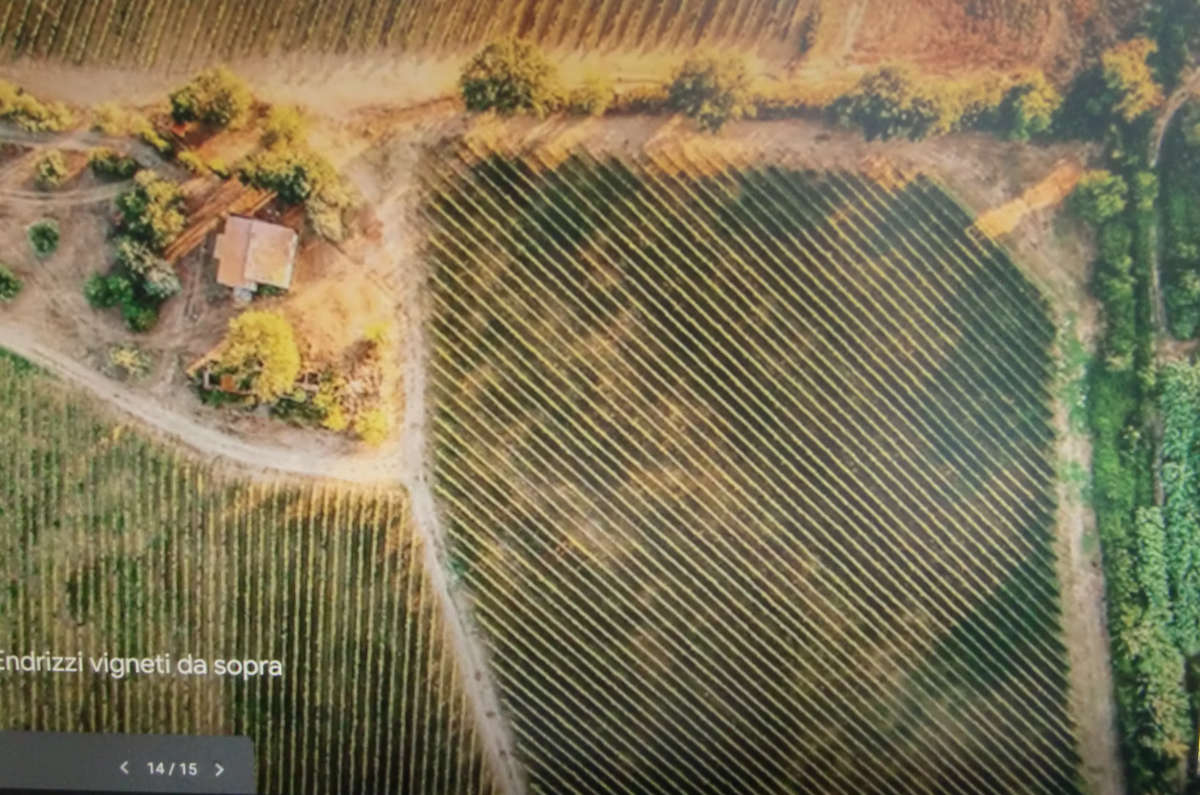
[{"xmin": 214, "ymin": 763, "xmax": 224, "ymax": 778}]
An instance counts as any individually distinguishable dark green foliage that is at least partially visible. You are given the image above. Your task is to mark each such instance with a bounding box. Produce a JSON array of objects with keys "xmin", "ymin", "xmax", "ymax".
[
  {"xmin": 1160, "ymin": 102, "xmax": 1200, "ymax": 338},
  {"xmin": 666, "ymin": 54, "xmax": 755, "ymax": 132},
  {"xmin": 459, "ymin": 38, "xmax": 561, "ymax": 117},
  {"xmin": 0, "ymin": 264, "xmax": 20, "ymax": 301},
  {"xmin": 88, "ymin": 148, "xmax": 139, "ymax": 180},
  {"xmin": 119, "ymin": 301, "xmax": 158, "ymax": 332},
  {"xmin": 1159, "ymin": 363, "xmax": 1200, "ymax": 657},
  {"xmin": 27, "ymin": 220, "xmax": 59, "ymax": 257},
  {"xmin": 84, "ymin": 273, "xmax": 132, "ymax": 309}
]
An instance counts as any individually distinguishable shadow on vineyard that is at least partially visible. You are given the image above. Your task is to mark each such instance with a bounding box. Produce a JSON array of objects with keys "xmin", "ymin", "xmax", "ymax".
[
  {"xmin": 427, "ymin": 151, "xmax": 1080, "ymax": 793},
  {"xmin": 0, "ymin": 355, "xmax": 498, "ymax": 795}
]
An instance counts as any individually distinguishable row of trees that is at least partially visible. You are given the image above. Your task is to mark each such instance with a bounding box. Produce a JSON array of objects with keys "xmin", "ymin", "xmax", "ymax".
[{"xmin": 0, "ymin": 79, "xmax": 73, "ymax": 131}]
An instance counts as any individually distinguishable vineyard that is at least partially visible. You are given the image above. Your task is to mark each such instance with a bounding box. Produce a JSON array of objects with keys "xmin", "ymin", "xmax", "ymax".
[
  {"xmin": 0, "ymin": 352, "xmax": 498, "ymax": 795},
  {"xmin": 0, "ymin": 0, "xmax": 816, "ymax": 69},
  {"xmin": 426, "ymin": 149, "xmax": 1081, "ymax": 793}
]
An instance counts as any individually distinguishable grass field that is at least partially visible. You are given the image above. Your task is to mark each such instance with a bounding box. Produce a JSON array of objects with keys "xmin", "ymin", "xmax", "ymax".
[
  {"xmin": 0, "ymin": 352, "xmax": 498, "ymax": 795},
  {"xmin": 426, "ymin": 149, "xmax": 1081, "ymax": 793},
  {"xmin": 0, "ymin": 0, "xmax": 813, "ymax": 69}
]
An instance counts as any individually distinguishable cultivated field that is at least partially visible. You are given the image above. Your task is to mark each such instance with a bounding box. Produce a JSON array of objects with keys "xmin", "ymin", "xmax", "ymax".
[
  {"xmin": 426, "ymin": 149, "xmax": 1081, "ymax": 793},
  {"xmin": 0, "ymin": 352, "xmax": 498, "ymax": 795}
]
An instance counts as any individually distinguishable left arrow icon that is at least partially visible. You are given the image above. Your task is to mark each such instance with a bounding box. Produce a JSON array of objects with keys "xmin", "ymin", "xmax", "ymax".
[{"xmin": 119, "ymin": 761, "xmax": 130, "ymax": 775}]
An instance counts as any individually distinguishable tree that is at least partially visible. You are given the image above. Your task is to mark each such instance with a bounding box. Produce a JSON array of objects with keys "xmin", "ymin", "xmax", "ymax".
[
  {"xmin": 114, "ymin": 171, "xmax": 185, "ymax": 252},
  {"xmin": 34, "ymin": 150, "xmax": 68, "ymax": 189},
  {"xmin": 1070, "ymin": 170, "xmax": 1128, "ymax": 225},
  {"xmin": 114, "ymin": 237, "xmax": 181, "ymax": 300},
  {"xmin": 1102, "ymin": 37, "xmax": 1165, "ymax": 123},
  {"xmin": 84, "ymin": 272, "xmax": 133, "ymax": 309},
  {"xmin": 169, "ymin": 66, "xmax": 253, "ymax": 128},
  {"xmin": 0, "ymin": 264, "xmax": 21, "ymax": 301},
  {"xmin": 27, "ymin": 220, "xmax": 59, "ymax": 257},
  {"xmin": 666, "ymin": 54, "xmax": 755, "ymax": 132},
  {"xmin": 1000, "ymin": 70, "xmax": 1061, "ymax": 140},
  {"xmin": 238, "ymin": 145, "xmax": 325, "ymax": 204},
  {"xmin": 829, "ymin": 64, "xmax": 941, "ymax": 140},
  {"xmin": 0, "ymin": 79, "xmax": 73, "ymax": 131},
  {"xmin": 214, "ymin": 311, "xmax": 301, "ymax": 403},
  {"xmin": 260, "ymin": 104, "xmax": 307, "ymax": 148},
  {"xmin": 460, "ymin": 38, "xmax": 562, "ymax": 117}
]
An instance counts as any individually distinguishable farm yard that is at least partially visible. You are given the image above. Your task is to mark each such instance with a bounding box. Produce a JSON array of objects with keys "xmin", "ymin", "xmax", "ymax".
[
  {"xmin": 0, "ymin": 353, "xmax": 498, "ymax": 795},
  {"xmin": 425, "ymin": 149, "xmax": 1081, "ymax": 793}
]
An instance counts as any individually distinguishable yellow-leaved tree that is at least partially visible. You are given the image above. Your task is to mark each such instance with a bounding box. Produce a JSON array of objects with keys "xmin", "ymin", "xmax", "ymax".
[
  {"xmin": 1102, "ymin": 37, "xmax": 1165, "ymax": 123},
  {"xmin": 214, "ymin": 310, "xmax": 301, "ymax": 403}
]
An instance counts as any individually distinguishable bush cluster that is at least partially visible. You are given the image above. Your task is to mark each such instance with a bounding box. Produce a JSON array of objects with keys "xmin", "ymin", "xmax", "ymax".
[
  {"xmin": 0, "ymin": 80, "xmax": 74, "ymax": 131},
  {"xmin": 169, "ymin": 66, "xmax": 252, "ymax": 129},
  {"xmin": 27, "ymin": 220, "xmax": 59, "ymax": 258},
  {"xmin": 87, "ymin": 172, "xmax": 186, "ymax": 331},
  {"xmin": 88, "ymin": 148, "xmax": 139, "ymax": 180},
  {"xmin": 34, "ymin": 150, "xmax": 68, "ymax": 190}
]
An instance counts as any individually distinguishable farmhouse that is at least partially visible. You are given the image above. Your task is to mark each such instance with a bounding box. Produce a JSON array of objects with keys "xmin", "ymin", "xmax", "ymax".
[{"xmin": 213, "ymin": 215, "xmax": 298, "ymax": 301}]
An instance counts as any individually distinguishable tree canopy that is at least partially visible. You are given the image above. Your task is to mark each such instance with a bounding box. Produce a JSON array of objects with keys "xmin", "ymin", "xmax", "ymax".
[
  {"xmin": 170, "ymin": 66, "xmax": 253, "ymax": 128},
  {"xmin": 1070, "ymin": 170, "xmax": 1129, "ymax": 225},
  {"xmin": 666, "ymin": 54, "xmax": 754, "ymax": 132},
  {"xmin": 115, "ymin": 171, "xmax": 185, "ymax": 253},
  {"xmin": 459, "ymin": 38, "xmax": 562, "ymax": 116},
  {"xmin": 1102, "ymin": 37, "xmax": 1166, "ymax": 123},
  {"xmin": 215, "ymin": 311, "xmax": 302, "ymax": 403}
]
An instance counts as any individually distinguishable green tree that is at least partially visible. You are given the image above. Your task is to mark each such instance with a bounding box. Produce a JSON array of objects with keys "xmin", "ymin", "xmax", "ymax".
[
  {"xmin": 0, "ymin": 264, "xmax": 21, "ymax": 301},
  {"xmin": 666, "ymin": 54, "xmax": 755, "ymax": 132},
  {"xmin": 1070, "ymin": 170, "xmax": 1128, "ymax": 225},
  {"xmin": 214, "ymin": 310, "xmax": 301, "ymax": 403},
  {"xmin": 27, "ymin": 220, "xmax": 59, "ymax": 257},
  {"xmin": 34, "ymin": 150, "xmax": 68, "ymax": 189},
  {"xmin": 459, "ymin": 38, "xmax": 562, "ymax": 117},
  {"xmin": 169, "ymin": 66, "xmax": 253, "ymax": 128},
  {"xmin": 1101, "ymin": 37, "xmax": 1165, "ymax": 123},
  {"xmin": 84, "ymin": 272, "xmax": 133, "ymax": 309},
  {"xmin": 114, "ymin": 171, "xmax": 185, "ymax": 252},
  {"xmin": 114, "ymin": 237, "xmax": 181, "ymax": 300}
]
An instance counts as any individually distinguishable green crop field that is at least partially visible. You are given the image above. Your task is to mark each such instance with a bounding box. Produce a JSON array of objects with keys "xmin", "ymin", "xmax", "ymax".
[
  {"xmin": 0, "ymin": 0, "xmax": 813, "ymax": 69},
  {"xmin": 426, "ymin": 150, "xmax": 1080, "ymax": 793},
  {"xmin": 0, "ymin": 352, "xmax": 498, "ymax": 795}
]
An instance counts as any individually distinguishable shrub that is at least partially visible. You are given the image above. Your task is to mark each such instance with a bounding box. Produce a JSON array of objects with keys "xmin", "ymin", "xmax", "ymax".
[
  {"xmin": 114, "ymin": 237, "xmax": 181, "ymax": 300},
  {"xmin": 34, "ymin": 150, "xmax": 68, "ymax": 189},
  {"xmin": 28, "ymin": 220, "xmax": 60, "ymax": 257},
  {"xmin": 88, "ymin": 148, "xmax": 139, "ymax": 180},
  {"xmin": 114, "ymin": 171, "xmax": 185, "ymax": 252},
  {"xmin": 169, "ymin": 66, "xmax": 252, "ymax": 128},
  {"xmin": 120, "ymin": 300, "xmax": 159, "ymax": 332},
  {"xmin": 1070, "ymin": 170, "xmax": 1128, "ymax": 225},
  {"xmin": 0, "ymin": 264, "xmax": 21, "ymax": 301},
  {"xmin": 354, "ymin": 406, "xmax": 391, "ymax": 446},
  {"xmin": 207, "ymin": 157, "xmax": 230, "ymax": 179},
  {"xmin": 999, "ymin": 70, "xmax": 1061, "ymax": 140},
  {"xmin": 460, "ymin": 38, "xmax": 562, "ymax": 117},
  {"xmin": 238, "ymin": 146, "xmax": 323, "ymax": 204},
  {"xmin": 567, "ymin": 74, "xmax": 615, "ymax": 116},
  {"xmin": 829, "ymin": 64, "xmax": 940, "ymax": 141},
  {"xmin": 84, "ymin": 273, "xmax": 133, "ymax": 309},
  {"xmin": 176, "ymin": 150, "xmax": 208, "ymax": 175},
  {"xmin": 260, "ymin": 105, "xmax": 307, "ymax": 148},
  {"xmin": 128, "ymin": 114, "xmax": 172, "ymax": 155},
  {"xmin": 106, "ymin": 344, "xmax": 152, "ymax": 380},
  {"xmin": 666, "ymin": 54, "xmax": 755, "ymax": 132},
  {"xmin": 0, "ymin": 80, "xmax": 74, "ymax": 131}
]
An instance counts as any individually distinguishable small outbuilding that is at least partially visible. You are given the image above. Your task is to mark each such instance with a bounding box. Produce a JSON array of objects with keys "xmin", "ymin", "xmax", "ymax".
[{"xmin": 213, "ymin": 215, "xmax": 298, "ymax": 302}]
